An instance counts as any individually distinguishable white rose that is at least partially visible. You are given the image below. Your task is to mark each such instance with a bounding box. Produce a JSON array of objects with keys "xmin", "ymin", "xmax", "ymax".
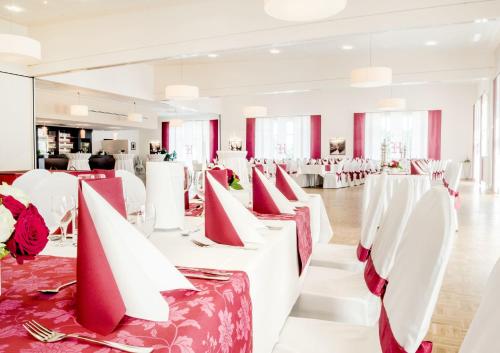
[
  {"xmin": 0, "ymin": 204, "xmax": 15, "ymax": 243},
  {"xmin": 0, "ymin": 182, "xmax": 29, "ymax": 206}
]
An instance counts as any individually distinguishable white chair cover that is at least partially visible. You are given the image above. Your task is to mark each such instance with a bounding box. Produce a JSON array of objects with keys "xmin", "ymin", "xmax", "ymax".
[
  {"xmin": 370, "ymin": 179, "xmax": 414, "ymax": 280},
  {"xmin": 115, "ymin": 169, "xmax": 146, "ymax": 214},
  {"xmin": 359, "ymin": 173, "xmax": 387, "ymax": 251},
  {"xmin": 384, "ymin": 187, "xmax": 454, "ymax": 352},
  {"xmin": 273, "ymin": 187, "xmax": 454, "ymax": 353},
  {"xmin": 459, "ymin": 258, "xmax": 500, "ymax": 353},
  {"xmin": 291, "ymin": 180, "xmax": 414, "ymax": 326},
  {"xmin": 30, "ymin": 173, "xmax": 78, "ymax": 231},
  {"xmin": 12, "ymin": 169, "xmax": 51, "ymax": 196}
]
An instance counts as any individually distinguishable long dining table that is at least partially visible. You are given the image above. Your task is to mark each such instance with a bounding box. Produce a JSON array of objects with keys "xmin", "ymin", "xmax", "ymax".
[{"xmin": 39, "ymin": 216, "xmax": 309, "ymax": 353}]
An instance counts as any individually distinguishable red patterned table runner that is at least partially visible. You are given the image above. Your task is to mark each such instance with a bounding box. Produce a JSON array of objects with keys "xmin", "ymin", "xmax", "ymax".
[
  {"xmin": 253, "ymin": 207, "xmax": 312, "ymax": 275},
  {"xmin": 184, "ymin": 203, "xmax": 204, "ymax": 217},
  {"xmin": 0, "ymin": 256, "xmax": 252, "ymax": 353}
]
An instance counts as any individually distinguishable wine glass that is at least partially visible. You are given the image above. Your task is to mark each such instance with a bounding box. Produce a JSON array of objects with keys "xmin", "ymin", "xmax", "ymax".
[
  {"xmin": 131, "ymin": 204, "xmax": 156, "ymax": 238},
  {"xmin": 50, "ymin": 196, "xmax": 73, "ymax": 246}
]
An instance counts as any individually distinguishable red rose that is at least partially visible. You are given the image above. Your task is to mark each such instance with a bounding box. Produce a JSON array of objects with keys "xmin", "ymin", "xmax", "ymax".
[
  {"xmin": 6, "ymin": 204, "xmax": 49, "ymax": 264},
  {"xmin": 0, "ymin": 194, "xmax": 26, "ymax": 220}
]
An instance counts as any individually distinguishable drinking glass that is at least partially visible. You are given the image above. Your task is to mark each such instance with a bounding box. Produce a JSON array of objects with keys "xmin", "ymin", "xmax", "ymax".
[{"xmin": 50, "ymin": 196, "xmax": 73, "ymax": 246}]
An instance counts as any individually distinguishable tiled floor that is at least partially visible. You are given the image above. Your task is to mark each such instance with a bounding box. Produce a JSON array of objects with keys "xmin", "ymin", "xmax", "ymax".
[{"xmin": 313, "ymin": 181, "xmax": 500, "ymax": 353}]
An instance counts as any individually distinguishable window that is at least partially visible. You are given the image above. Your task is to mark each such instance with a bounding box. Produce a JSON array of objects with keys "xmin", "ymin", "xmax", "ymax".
[
  {"xmin": 254, "ymin": 116, "xmax": 310, "ymax": 159},
  {"xmin": 365, "ymin": 111, "xmax": 428, "ymax": 160},
  {"xmin": 169, "ymin": 120, "xmax": 210, "ymax": 162}
]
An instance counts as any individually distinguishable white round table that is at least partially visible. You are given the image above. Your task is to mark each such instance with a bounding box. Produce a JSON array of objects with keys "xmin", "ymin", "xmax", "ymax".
[
  {"xmin": 114, "ymin": 154, "xmax": 135, "ymax": 173},
  {"xmin": 217, "ymin": 150, "xmax": 249, "ymax": 186},
  {"xmin": 66, "ymin": 153, "xmax": 91, "ymax": 171}
]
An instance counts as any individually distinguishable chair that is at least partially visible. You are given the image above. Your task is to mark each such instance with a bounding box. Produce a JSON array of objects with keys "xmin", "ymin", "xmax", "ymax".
[
  {"xmin": 443, "ymin": 161, "xmax": 462, "ymax": 230},
  {"xmin": 115, "ymin": 169, "xmax": 146, "ymax": 214},
  {"xmin": 273, "ymin": 187, "xmax": 454, "ymax": 353},
  {"xmin": 458, "ymin": 257, "xmax": 500, "ymax": 353},
  {"xmin": 12, "ymin": 169, "xmax": 51, "ymax": 196},
  {"xmin": 30, "ymin": 173, "xmax": 78, "ymax": 232},
  {"xmin": 291, "ymin": 180, "xmax": 414, "ymax": 326},
  {"xmin": 310, "ymin": 174, "xmax": 388, "ymax": 272}
]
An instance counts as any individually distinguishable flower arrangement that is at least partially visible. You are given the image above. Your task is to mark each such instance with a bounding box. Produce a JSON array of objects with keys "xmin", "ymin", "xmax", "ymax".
[
  {"xmin": 389, "ymin": 160, "xmax": 402, "ymax": 169},
  {"xmin": 0, "ymin": 183, "xmax": 49, "ymax": 264},
  {"xmin": 159, "ymin": 149, "xmax": 177, "ymax": 162},
  {"xmin": 210, "ymin": 166, "xmax": 243, "ymax": 190}
]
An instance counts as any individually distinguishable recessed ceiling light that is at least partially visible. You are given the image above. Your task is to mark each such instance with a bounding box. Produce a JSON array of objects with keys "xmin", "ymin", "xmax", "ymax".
[
  {"xmin": 425, "ymin": 40, "xmax": 438, "ymax": 46},
  {"xmin": 341, "ymin": 45, "xmax": 354, "ymax": 50},
  {"xmin": 474, "ymin": 18, "xmax": 488, "ymax": 23},
  {"xmin": 43, "ymin": 0, "xmax": 48, "ymax": 4},
  {"xmin": 269, "ymin": 48, "xmax": 281, "ymax": 54},
  {"xmin": 473, "ymin": 33, "xmax": 482, "ymax": 42},
  {"xmin": 5, "ymin": 4, "xmax": 24, "ymax": 12},
  {"xmin": 207, "ymin": 53, "xmax": 219, "ymax": 58}
]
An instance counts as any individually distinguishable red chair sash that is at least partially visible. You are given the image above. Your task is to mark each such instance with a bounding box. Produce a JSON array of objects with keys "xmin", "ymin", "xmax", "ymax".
[
  {"xmin": 356, "ymin": 242, "xmax": 370, "ymax": 262},
  {"xmin": 364, "ymin": 256, "xmax": 388, "ymax": 297},
  {"xmin": 379, "ymin": 305, "xmax": 433, "ymax": 353}
]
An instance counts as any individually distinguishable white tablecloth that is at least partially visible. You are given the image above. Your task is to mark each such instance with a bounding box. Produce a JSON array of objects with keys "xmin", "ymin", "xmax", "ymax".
[
  {"xmin": 66, "ymin": 153, "xmax": 91, "ymax": 171},
  {"xmin": 114, "ymin": 154, "xmax": 135, "ymax": 173},
  {"xmin": 363, "ymin": 174, "xmax": 432, "ymax": 218},
  {"xmin": 42, "ymin": 216, "xmax": 306, "ymax": 353},
  {"xmin": 217, "ymin": 150, "xmax": 249, "ymax": 186}
]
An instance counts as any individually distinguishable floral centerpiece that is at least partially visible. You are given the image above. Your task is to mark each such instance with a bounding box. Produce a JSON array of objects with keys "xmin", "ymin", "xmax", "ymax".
[
  {"xmin": 0, "ymin": 183, "xmax": 49, "ymax": 294},
  {"xmin": 209, "ymin": 166, "xmax": 243, "ymax": 190},
  {"xmin": 389, "ymin": 160, "xmax": 402, "ymax": 169}
]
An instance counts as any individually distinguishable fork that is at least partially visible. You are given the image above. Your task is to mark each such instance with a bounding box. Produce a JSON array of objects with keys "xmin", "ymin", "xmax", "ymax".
[
  {"xmin": 38, "ymin": 280, "xmax": 76, "ymax": 294},
  {"xmin": 23, "ymin": 320, "xmax": 153, "ymax": 353},
  {"xmin": 191, "ymin": 239, "xmax": 258, "ymax": 250}
]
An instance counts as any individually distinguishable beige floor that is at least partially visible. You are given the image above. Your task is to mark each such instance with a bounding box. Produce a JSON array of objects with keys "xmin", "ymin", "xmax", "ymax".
[{"xmin": 313, "ymin": 181, "xmax": 500, "ymax": 353}]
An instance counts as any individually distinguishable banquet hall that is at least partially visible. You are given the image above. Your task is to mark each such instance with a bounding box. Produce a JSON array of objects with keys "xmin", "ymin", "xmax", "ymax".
[{"xmin": 1, "ymin": 1, "xmax": 500, "ymax": 352}]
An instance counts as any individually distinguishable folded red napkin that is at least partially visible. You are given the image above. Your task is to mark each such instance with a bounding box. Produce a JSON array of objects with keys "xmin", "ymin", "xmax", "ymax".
[
  {"xmin": 204, "ymin": 173, "xmax": 245, "ymax": 246},
  {"xmin": 253, "ymin": 168, "xmax": 281, "ymax": 214},
  {"xmin": 207, "ymin": 169, "xmax": 229, "ymax": 189},
  {"xmin": 275, "ymin": 165, "xmax": 298, "ymax": 201},
  {"xmin": 76, "ymin": 178, "xmax": 127, "ymax": 334}
]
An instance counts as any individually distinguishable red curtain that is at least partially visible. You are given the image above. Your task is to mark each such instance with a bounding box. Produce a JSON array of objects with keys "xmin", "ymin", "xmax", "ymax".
[
  {"xmin": 246, "ymin": 118, "xmax": 256, "ymax": 160},
  {"xmin": 353, "ymin": 113, "xmax": 365, "ymax": 158},
  {"xmin": 428, "ymin": 110, "xmax": 442, "ymax": 160},
  {"xmin": 310, "ymin": 115, "xmax": 322, "ymax": 159},
  {"xmin": 161, "ymin": 121, "xmax": 170, "ymax": 150},
  {"xmin": 209, "ymin": 119, "xmax": 219, "ymax": 163}
]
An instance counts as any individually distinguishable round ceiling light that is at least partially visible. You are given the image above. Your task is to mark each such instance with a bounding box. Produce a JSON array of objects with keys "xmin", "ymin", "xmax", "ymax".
[
  {"xmin": 377, "ymin": 98, "xmax": 407, "ymax": 111},
  {"xmin": 243, "ymin": 106, "xmax": 268, "ymax": 118},
  {"xmin": 70, "ymin": 104, "xmax": 89, "ymax": 117},
  {"xmin": 350, "ymin": 67, "xmax": 392, "ymax": 88},
  {"xmin": 165, "ymin": 85, "xmax": 199, "ymax": 100},
  {"xmin": 264, "ymin": 0, "xmax": 347, "ymax": 22},
  {"xmin": 0, "ymin": 34, "xmax": 41, "ymax": 64}
]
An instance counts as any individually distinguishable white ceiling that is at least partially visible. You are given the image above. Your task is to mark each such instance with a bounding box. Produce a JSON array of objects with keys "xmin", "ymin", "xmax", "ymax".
[
  {"xmin": 0, "ymin": 0, "xmax": 188, "ymax": 26},
  {"xmin": 153, "ymin": 20, "xmax": 500, "ymax": 66}
]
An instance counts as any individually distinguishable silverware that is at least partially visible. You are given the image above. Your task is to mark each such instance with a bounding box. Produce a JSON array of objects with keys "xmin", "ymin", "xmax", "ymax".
[
  {"xmin": 191, "ymin": 239, "xmax": 258, "ymax": 251},
  {"xmin": 184, "ymin": 273, "xmax": 230, "ymax": 281},
  {"xmin": 38, "ymin": 280, "xmax": 77, "ymax": 294},
  {"xmin": 23, "ymin": 320, "xmax": 153, "ymax": 353},
  {"xmin": 176, "ymin": 266, "xmax": 230, "ymax": 277}
]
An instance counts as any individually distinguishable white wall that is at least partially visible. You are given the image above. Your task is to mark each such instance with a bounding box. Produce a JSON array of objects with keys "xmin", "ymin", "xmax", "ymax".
[
  {"xmin": 218, "ymin": 82, "xmax": 476, "ymax": 163},
  {"xmin": 92, "ymin": 130, "xmax": 141, "ymax": 155},
  {"xmin": 0, "ymin": 72, "xmax": 34, "ymax": 171}
]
